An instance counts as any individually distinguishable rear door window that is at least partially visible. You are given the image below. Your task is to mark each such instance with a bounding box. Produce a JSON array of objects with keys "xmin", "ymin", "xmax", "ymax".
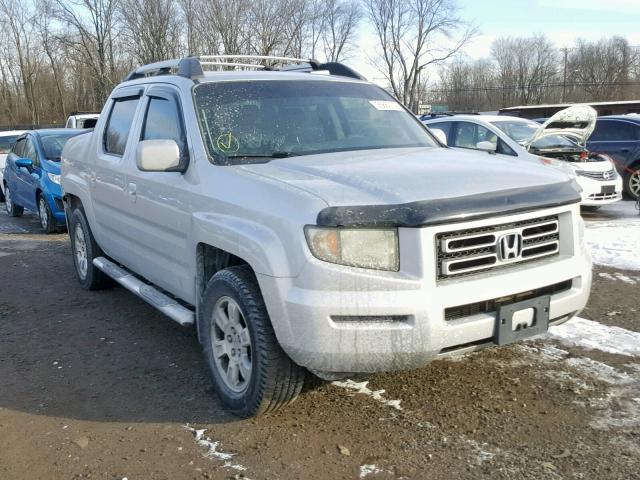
[
  {"xmin": 591, "ymin": 120, "xmax": 640, "ymax": 141},
  {"xmin": 104, "ymin": 98, "xmax": 140, "ymax": 156},
  {"xmin": 0, "ymin": 135, "xmax": 19, "ymax": 154}
]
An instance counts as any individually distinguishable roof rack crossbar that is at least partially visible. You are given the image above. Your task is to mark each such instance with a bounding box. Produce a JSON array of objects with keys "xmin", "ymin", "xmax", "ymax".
[
  {"xmin": 124, "ymin": 55, "xmax": 365, "ymax": 82},
  {"xmin": 200, "ymin": 54, "xmax": 311, "ymax": 63},
  {"xmin": 200, "ymin": 61, "xmax": 267, "ymax": 69}
]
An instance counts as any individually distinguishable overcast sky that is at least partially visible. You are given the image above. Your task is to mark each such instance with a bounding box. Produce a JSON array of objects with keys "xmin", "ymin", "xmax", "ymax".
[{"xmin": 346, "ymin": 0, "xmax": 640, "ymax": 85}]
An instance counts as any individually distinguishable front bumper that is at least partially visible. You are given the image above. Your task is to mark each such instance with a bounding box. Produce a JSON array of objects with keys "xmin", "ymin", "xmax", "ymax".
[
  {"xmin": 258, "ymin": 205, "xmax": 592, "ymax": 373},
  {"xmin": 577, "ymin": 175, "xmax": 623, "ymax": 206}
]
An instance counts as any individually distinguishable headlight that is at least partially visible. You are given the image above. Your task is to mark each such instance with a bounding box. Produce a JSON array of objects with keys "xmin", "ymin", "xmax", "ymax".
[
  {"xmin": 304, "ymin": 226, "xmax": 399, "ymax": 271},
  {"xmin": 47, "ymin": 173, "xmax": 61, "ymax": 184}
]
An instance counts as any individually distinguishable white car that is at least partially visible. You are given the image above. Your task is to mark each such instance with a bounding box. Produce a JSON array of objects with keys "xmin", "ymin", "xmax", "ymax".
[
  {"xmin": 0, "ymin": 130, "xmax": 27, "ymax": 200},
  {"xmin": 424, "ymin": 106, "xmax": 623, "ymax": 209},
  {"xmin": 65, "ymin": 113, "xmax": 99, "ymax": 129}
]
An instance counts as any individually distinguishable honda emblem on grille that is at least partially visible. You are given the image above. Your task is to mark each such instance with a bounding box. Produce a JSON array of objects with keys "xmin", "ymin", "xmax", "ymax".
[{"xmin": 498, "ymin": 233, "xmax": 523, "ymax": 261}]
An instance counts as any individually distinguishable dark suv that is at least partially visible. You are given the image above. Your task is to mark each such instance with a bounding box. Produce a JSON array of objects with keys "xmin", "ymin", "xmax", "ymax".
[{"xmin": 587, "ymin": 115, "xmax": 640, "ymax": 199}]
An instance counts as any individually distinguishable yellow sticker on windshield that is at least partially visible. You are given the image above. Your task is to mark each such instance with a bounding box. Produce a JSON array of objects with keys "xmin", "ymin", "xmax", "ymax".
[
  {"xmin": 216, "ymin": 132, "xmax": 240, "ymax": 153},
  {"xmin": 369, "ymin": 100, "xmax": 404, "ymax": 111}
]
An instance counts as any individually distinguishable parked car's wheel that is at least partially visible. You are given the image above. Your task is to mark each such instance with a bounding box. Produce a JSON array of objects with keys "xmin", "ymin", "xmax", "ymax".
[
  {"xmin": 38, "ymin": 195, "xmax": 57, "ymax": 234},
  {"xmin": 69, "ymin": 208, "xmax": 112, "ymax": 290},
  {"xmin": 4, "ymin": 184, "xmax": 24, "ymax": 217},
  {"xmin": 624, "ymin": 163, "xmax": 640, "ymax": 200},
  {"xmin": 581, "ymin": 205, "xmax": 601, "ymax": 212},
  {"xmin": 200, "ymin": 265, "xmax": 305, "ymax": 417}
]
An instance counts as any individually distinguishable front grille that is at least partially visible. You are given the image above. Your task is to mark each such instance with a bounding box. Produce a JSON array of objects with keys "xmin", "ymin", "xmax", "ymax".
[
  {"xmin": 444, "ymin": 280, "xmax": 572, "ymax": 321},
  {"xmin": 587, "ymin": 192, "xmax": 619, "ymax": 201},
  {"xmin": 436, "ymin": 215, "xmax": 560, "ymax": 280},
  {"xmin": 578, "ymin": 169, "xmax": 616, "ymax": 181}
]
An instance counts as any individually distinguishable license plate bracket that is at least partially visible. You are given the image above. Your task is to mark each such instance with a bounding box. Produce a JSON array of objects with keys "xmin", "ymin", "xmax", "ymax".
[
  {"xmin": 495, "ymin": 296, "xmax": 550, "ymax": 345},
  {"xmin": 601, "ymin": 185, "xmax": 615, "ymax": 195}
]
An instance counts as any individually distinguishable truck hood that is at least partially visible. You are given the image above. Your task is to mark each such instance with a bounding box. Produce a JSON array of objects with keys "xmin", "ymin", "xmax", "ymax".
[
  {"xmin": 239, "ymin": 147, "xmax": 577, "ymax": 211},
  {"xmin": 525, "ymin": 105, "xmax": 597, "ymax": 148}
]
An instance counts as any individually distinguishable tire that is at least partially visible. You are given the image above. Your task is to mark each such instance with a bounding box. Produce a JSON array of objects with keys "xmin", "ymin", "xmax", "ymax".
[
  {"xmin": 200, "ymin": 265, "xmax": 305, "ymax": 417},
  {"xmin": 4, "ymin": 184, "xmax": 23, "ymax": 217},
  {"xmin": 581, "ymin": 205, "xmax": 601, "ymax": 212},
  {"xmin": 624, "ymin": 163, "xmax": 640, "ymax": 200},
  {"xmin": 38, "ymin": 194, "xmax": 57, "ymax": 234},
  {"xmin": 68, "ymin": 208, "xmax": 113, "ymax": 290}
]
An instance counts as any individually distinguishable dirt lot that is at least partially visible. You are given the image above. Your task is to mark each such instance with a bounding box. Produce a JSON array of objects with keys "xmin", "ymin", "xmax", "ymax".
[{"xmin": 1, "ymin": 203, "xmax": 639, "ymax": 480}]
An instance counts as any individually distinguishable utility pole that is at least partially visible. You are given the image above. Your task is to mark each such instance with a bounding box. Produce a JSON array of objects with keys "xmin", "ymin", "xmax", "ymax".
[{"xmin": 561, "ymin": 47, "xmax": 568, "ymax": 103}]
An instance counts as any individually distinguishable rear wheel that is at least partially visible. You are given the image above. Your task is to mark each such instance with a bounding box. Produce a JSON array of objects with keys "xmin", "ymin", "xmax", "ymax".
[
  {"xmin": 69, "ymin": 208, "xmax": 113, "ymax": 290},
  {"xmin": 38, "ymin": 195, "xmax": 57, "ymax": 234},
  {"xmin": 4, "ymin": 185, "xmax": 23, "ymax": 217},
  {"xmin": 625, "ymin": 164, "xmax": 640, "ymax": 200},
  {"xmin": 200, "ymin": 265, "xmax": 305, "ymax": 417}
]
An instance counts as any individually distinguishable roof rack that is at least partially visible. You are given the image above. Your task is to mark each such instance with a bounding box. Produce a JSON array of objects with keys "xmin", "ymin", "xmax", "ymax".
[{"xmin": 124, "ymin": 55, "xmax": 366, "ymax": 82}]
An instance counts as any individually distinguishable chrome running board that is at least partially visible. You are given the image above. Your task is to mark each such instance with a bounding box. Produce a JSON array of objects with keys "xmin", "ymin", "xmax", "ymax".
[{"xmin": 93, "ymin": 257, "xmax": 195, "ymax": 326}]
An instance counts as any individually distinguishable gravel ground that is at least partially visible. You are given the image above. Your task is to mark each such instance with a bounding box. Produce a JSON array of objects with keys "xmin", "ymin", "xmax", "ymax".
[{"xmin": 0, "ymin": 203, "xmax": 638, "ymax": 480}]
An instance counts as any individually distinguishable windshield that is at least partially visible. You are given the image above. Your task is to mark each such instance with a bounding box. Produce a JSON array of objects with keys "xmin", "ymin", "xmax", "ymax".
[
  {"xmin": 529, "ymin": 135, "xmax": 580, "ymax": 150},
  {"xmin": 40, "ymin": 132, "xmax": 83, "ymax": 161},
  {"xmin": 0, "ymin": 135, "xmax": 20, "ymax": 154},
  {"xmin": 491, "ymin": 120, "xmax": 539, "ymax": 143},
  {"xmin": 194, "ymin": 80, "xmax": 437, "ymax": 164}
]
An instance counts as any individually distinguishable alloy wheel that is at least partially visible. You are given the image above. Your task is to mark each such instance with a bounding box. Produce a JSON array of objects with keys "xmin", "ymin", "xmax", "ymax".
[
  {"xmin": 211, "ymin": 296, "xmax": 252, "ymax": 393},
  {"xmin": 5, "ymin": 187, "xmax": 12, "ymax": 213},
  {"xmin": 630, "ymin": 170, "xmax": 640, "ymax": 199},
  {"xmin": 74, "ymin": 223, "xmax": 88, "ymax": 279},
  {"xmin": 39, "ymin": 197, "xmax": 48, "ymax": 230}
]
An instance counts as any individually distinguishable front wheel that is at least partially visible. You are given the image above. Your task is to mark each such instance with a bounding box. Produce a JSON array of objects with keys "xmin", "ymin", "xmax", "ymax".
[
  {"xmin": 38, "ymin": 195, "xmax": 57, "ymax": 233},
  {"xmin": 68, "ymin": 208, "xmax": 113, "ymax": 290},
  {"xmin": 625, "ymin": 165, "xmax": 640, "ymax": 200},
  {"xmin": 200, "ymin": 265, "xmax": 305, "ymax": 417},
  {"xmin": 4, "ymin": 185, "xmax": 23, "ymax": 217}
]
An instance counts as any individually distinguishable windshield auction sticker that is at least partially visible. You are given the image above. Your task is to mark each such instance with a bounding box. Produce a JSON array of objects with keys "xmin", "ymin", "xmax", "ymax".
[
  {"xmin": 216, "ymin": 132, "xmax": 240, "ymax": 153},
  {"xmin": 369, "ymin": 100, "xmax": 404, "ymax": 111}
]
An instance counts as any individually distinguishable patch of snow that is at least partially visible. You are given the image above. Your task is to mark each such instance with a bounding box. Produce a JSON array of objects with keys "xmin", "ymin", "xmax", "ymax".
[
  {"xmin": 467, "ymin": 439, "xmax": 496, "ymax": 465},
  {"xmin": 185, "ymin": 426, "xmax": 248, "ymax": 473},
  {"xmin": 547, "ymin": 317, "xmax": 640, "ymax": 357},
  {"xmin": 359, "ymin": 464, "xmax": 383, "ymax": 478},
  {"xmin": 598, "ymin": 272, "xmax": 639, "ymax": 284},
  {"xmin": 332, "ymin": 380, "xmax": 403, "ymax": 410},
  {"xmin": 585, "ymin": 219, "xmax": 640, "ymax": 271}
]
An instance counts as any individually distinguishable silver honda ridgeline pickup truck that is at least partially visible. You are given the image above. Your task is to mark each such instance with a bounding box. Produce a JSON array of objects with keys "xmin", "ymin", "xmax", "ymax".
[{"xmin": 61, "ymin": 56, "xmax": 592, "ymax": 417}]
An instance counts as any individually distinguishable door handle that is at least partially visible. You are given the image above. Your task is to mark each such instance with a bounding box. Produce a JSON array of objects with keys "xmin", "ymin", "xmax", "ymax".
[
  {"xmin": 127, "ymin": 182, "xmax": 137, "ymax": 202},
  {"xmin": 620, "ymin": 148, "xmax": 631, "ymax": 153}
]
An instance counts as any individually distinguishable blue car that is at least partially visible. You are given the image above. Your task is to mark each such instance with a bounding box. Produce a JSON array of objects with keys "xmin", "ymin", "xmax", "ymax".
[
  {"xmin": 586, "ymin": 115, "xmax": 640, "ymax": 200},
  {"xmin": 3, "ymin": 129, "xmax": 87, "ymax": 232}
]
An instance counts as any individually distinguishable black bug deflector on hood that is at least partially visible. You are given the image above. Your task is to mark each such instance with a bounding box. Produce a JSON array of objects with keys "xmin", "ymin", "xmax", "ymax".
[{"xmin": 316, "ymin": 180, "xmax": 582, "ymax": 228}]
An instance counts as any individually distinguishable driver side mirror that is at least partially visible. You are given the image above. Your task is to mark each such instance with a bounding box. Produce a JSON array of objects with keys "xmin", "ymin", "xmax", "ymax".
[
  {"xmin": 430, "ymin": 128, "xmax": 447, "ymax": 146},
  {"xmin": 15, "ymin": 158, "xmax": 33, "ymax": 169},
  {"xmin": 136, "ymin": 139, "xmax": 184, "ymax": 172},
  {"xmin": 476, "ymin": 141, "xmax": 497, "ymax": 152}
]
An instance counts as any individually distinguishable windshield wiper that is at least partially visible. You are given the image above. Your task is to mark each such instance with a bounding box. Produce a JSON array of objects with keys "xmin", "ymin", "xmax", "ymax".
[{"xmin": 226, "ymin": 151, "xmax": 298, "ymax": 159}]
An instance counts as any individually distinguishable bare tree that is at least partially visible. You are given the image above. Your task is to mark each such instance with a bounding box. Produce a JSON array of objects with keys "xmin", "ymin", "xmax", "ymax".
[
  {"xmin": 120, "ymin": 0, "xmax": 182, "ymax": 64},
  {"xmin": 365, "ymin": 0, "xmax": 475, "ymax": 111},
  {"xmin": 53, "ymin": 0, "xmax": 122, "ymax": 104},
  {"xmin": 0, "ymin": 0, "xmax": 42, "ymax": 124},
  {"xmin": 569, "ymin": 36, "xmax": 638, "ymax": 101},
  {"xmin": 491, "ymin": 35, "xmax": 558, "ymax": 106},
  {"xmin": 321, "ymin": 0, "xmax": 361, "ymax": 62}
]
